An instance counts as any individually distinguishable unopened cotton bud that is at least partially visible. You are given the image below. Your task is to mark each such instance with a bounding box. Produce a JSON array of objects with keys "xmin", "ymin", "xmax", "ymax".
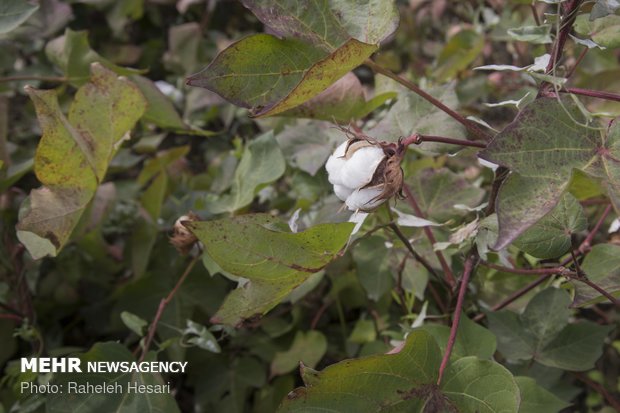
[
  {"xmin": 333, "ymin": 184, "xmax": 354, "ymax": 201},
  {"xmin": 345, "ymin": 187, "xmax": 384, "ymax": 211},
  {"xmin": 339, "ymin": 146, "xmax": 385, "ymax": 189}
]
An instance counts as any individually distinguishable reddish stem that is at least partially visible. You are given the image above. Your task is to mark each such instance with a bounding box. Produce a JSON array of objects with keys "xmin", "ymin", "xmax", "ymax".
[
  {"xmin": 0, "ymin": 313, "xmax": 22, "ymax": 322},
  {"xmin": 561, "ymin": 88, "xmax": 620, "ymax": 103},
  {"xmin": 437, "ymin": 253, "xmax": 478, "ymax": 385},
  {"xmin": 402, "ymin": 133, "xmax": 487, "ymax": 149},
  {"xmin": 402, "ymin": 184, "xmax": 457, "ymax": 288},
  {"xmin": 140, "ymin": 254, "xmax": 200, "ymax": 361},
  {"xmin": 364, "ymin": 60, "xmax": 491, "ymax": 142},
  {"xmin": 573, "ymin": 372, "xmax": 620, "ymax": 411},
  {"xmin": 481, "ymin": 261, "xmax": 572, "ymax": 276},
  {"xmin": 579, "ymin": 278, "xmax": 620, "ymax": 307},
  {"xmin": 565, "ymin": 47, "xmax": 588, "ymax": 80}
]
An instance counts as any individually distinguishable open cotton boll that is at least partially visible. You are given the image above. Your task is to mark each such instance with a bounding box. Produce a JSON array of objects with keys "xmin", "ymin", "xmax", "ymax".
[
  {"xmin": 340, "ymin": 146, "xmax": 385, "ymax": 189},
  {"xmin": 325, "ymin": 141, "xmax": 349, "ymax": 185},
  {"xmin": 333, "ymin": 184, "xmax": 354, "ymax": 201},
  {"xmin": 345, "ymin": 186, "xmax": 385, "ymax": 211}
]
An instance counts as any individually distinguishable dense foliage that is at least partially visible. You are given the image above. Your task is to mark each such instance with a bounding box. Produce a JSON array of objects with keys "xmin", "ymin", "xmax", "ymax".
[{"xmin": 1, "ymin": 0, "xmax": 620, "ymax": 412}]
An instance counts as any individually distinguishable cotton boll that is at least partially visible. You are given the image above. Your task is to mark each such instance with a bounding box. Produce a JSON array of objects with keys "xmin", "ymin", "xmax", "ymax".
[
  {"xmin": 345, "ymin": 187, "xmax": 385, "ymax": 211},
  {"xmin": 340, "ymin": 146, "xmax": 385, "ymax": 189},
  {"xmin": 325, "ymin": 141, "xmax": 348, "ymax": 185},
  {"xmin": 333, "ymin": 184, "xmax": 354, "ymax": 201}
]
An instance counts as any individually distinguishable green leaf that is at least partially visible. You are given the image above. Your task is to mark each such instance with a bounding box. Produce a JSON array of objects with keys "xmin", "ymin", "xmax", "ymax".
[
  {"xmin": 514, "ymin": 193, "xmax": 587, "ymax": 258},
  {"xmin": 241, "ymin": 0, "xmax": 398, "ymax": 48},
  {"xmin": 575, "ymin": 14, "xmax": 620, "ymax": 48},
  {"xmin": 479, "ymin": 98, "xmax": 600, "ymax": 249},
  {"xmin": 0, "ymin": 0, "xmax": 38, "ymax": 34},
  {"xmin": 275, "ymin": 122, "xmax": 342, "ymax": 176},
  {"xmin": 279, "ymin": 72, "xmax": 395, "ymax": 122},
  {"xmin": 442, "ymin": 357, "xmax": 520, "ymax": 413},
  {"xmin": 406, "ymin": 168, "xmax": 485, "ymax": 222},
  {"xmin": 488, "ymin": 288, "xmax": 612, "ymax": 370},
  {"xmin": 186, "ymin": 214, "xmax": 354, "ymax": 325},
  {"xmin": 434, "ymin": 29, "xmax": 485, "ymax": 82},
  {"xmin": 45, "ymin": 29, "xmax": 144, "ymax": 86},
  {"xmin": 120, "ymin": 311, "xmax": 148, "ymax": 336},
  {"xmin": 271, "ymin": 331, "xmax": 327, "ymax": 376},
  {"xmin": 508, "ymin": 25, "xmax": 553, "ymax": 44},
  {"xmin": 278, "ymin": 330, "xmax": 519, "ymax": 413},
  {"xmin": 370, "ymin": 81, "xmax": 469, "ymax": 152},
  {"xmin": 419, "ymin": 313, "xmax": 497, "ymax": 360},
  {"xmin": 188, "ymin": 0, "xmax": 399, "ymax": 117},
  {"xmin": 576, "ymin": 244, "xmax": 620, "ymax": 305},
  {"xmin": 515, "ymin": 376, "xmax": 569, "ymax": 413},
  {"xmin": 590, "ymin": 0, "xmax": 620, "ymax": 20},
  {"xmin": 187, "ymin": 34, "xmax": 377, "ymax": 118},
  {"xmin": 277, "ymin": 330, "xmax": 440, "ymax": 412},
  {"xmin": 206, "ymin": 131, "xmax": 285, "ymax": 213},
  {"xmin": 536, "ymin": 322, "xmax": 613, "ymax": 370},
  {"xmin": 353, "ymin": 235, "xmax": 393, "ymax": 301},
  {"xmin": 16, "ymin": 63, "xmax": 146, "ymax": 259},
  {"xmin": 48, "ymin": 342, "xmax": 179, "ymax": 413}
]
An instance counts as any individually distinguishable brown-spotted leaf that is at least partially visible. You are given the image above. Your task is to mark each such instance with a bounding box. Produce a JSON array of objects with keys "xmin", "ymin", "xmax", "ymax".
[{"xmin": 16, "ymin": 63, "xmax": 146, "ymax": 259}]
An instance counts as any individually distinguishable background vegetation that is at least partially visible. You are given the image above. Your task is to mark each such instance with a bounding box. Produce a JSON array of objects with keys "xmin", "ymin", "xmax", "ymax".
[{"xmin": 1, "ymin": 0, "xmax": 620, "ymax": 412}]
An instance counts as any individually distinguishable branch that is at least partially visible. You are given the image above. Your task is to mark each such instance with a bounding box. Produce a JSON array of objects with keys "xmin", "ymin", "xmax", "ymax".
[
  {"xmin": 561, "ymin": 87, "xmax": 620, "ymax": 103},
  {"xmin": 401, "ymin": 133, "xmax": 487, "ymax": 149},
  {"xmin": 473, "ymin": 274, "xmax": 553, "ymax": 322},
  {"xmin": 139, "ymin": 254, "xmax": 201, "ymax": 361},
  {"xmin": 480, "ymin": 261, "xmax": 573, "ymax": 276},
  {"xmin": 364, "ymin": 60, "xmax": 491, "ymax": 142},
  {"xmin": 543, "ymin": 0, "xmax": 584, "ymax": 76},
  {"xmin": 388, "ymin": 223, "xmax": 449, "ymax": 314},
  {"xmin": 573, "ymin": 372, "xmax": 620, "ymax": 411},
  {"xmin": 437, "ymin": 252, "xmax": 479, "ymax": 385},
  {"xmin": 402, "ymin": 184, "xmax": 457, "ymax": 288}
]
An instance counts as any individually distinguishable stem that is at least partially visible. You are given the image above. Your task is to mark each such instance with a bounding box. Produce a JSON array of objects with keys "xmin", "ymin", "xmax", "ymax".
[
  {"xmin": 388, "ymin": 223, "xmax": 449, "ymax": 314},
  {"xmin": 0, "ymin": 313, "xmax": 22, "ymax": 322},
  {"xmin": 481, "ymin": 261, "xmax": 572, "ymax": 276},
  {"xmin": 579, "ymin": 278, "xmax": 620, "ymax": 307},
  {"xmin": 0, "ymin": 75, "xmax": 67, "ymax": 84},
  {"xmin": 364, "ymin": 60, "xmax": 491, "ymax": 142},
  {"xmin": 402, "ymin": 184, "xmax": 457, "ymax": 288},
  {"xmin": 140, "ymin": 254, "xmax": 200, "ymax": 361},
  {"xmin": 473, "ymin": 274, "xmax": 553, "ymax": 322},
  {"xmin": 573, "ymin": 372, "xmax": 620, "ymax": 411},
  {"xmin": 561, "ymin": 87, "xmax": 620, "ymax": 103},
  {"xmin": 401, "ymin": 133, "xmax": 487, "ymax": 149},
  {"xmin": 579, "ymin": 204, "xmax": 612, "ymax": 254},
  {"xmin": 437, "ymin": 253, "xmax": 478, "ymax": 385},
  {"xmin": 565, "ymin": 47, "xmax": 588, "ymax": 80}
]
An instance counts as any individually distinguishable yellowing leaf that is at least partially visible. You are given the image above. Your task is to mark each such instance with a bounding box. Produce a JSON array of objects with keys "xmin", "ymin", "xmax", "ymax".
[{"xmin": 17, "ymin": 63, "xmax": 146, "ymax": 259}]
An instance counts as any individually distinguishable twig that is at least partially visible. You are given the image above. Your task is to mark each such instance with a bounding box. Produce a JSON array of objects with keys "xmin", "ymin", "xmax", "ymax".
[
  {"xmin": 561, "ymin": 87, "xmax": 620, "ymax": 103},
  {"xmin": 437, "ymin": 253, "xmax": 479, "ymax": 385},
  {"xmin": 401, "ymin": 133, "xmax": 487, "ymax": 149},
  {"xmin": 0, "ymin": 313, "xmax": 22, "ymax": 322},
  {"xmin": 140, "ymin": 254, "xmax": 201, "ymax": 361},
  {"xmin": 565, "ymin": 47, "xmax": 588, "ymax": 80},
  {"xmin": 387, "ymin": 223, "xmax": 449, "ymax": 314},
  {"xmin": 573, "ymin": 372, "xmax": 620, "ymax": 411},
  {"xmin": 579, "ymin": 278, "xmax": 620, "ymax": 307},
  {"xmin": 402, "ymin": 184, "xmax": 457, "ymax": 288},
  {"xmin": 530, "ymin": 3, "xmax": 541, "ymax": 26},
  {"xmin": 0, "ymin": 75, "xmax": 67, "ymax": 84},
  {"xmin": 473, "ymin": 274, "xmax": 553, "ymax": 322},
  {"xmin": 578, "ymin": 204, "xmax": 612, "ymax": 254},
  {"xmin": 480, "ymin": 261, "xmax": 572, "ymax": 276},
  {"xmin": 310, "ymin": 300, "xmax": 332, "ymax": 330},
  {"xmin": 364, "ymin": 60, "xmax": 491, "ymax": 142}
]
